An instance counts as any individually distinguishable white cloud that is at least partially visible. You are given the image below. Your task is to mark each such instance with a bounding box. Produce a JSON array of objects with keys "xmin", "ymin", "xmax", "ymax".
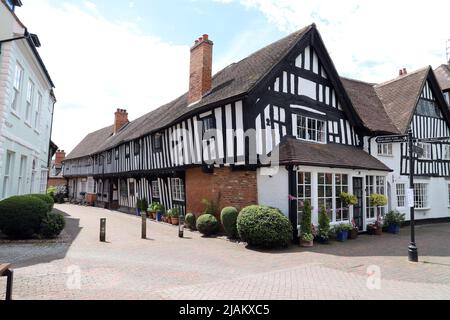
[
  {"xmin": 225, "ymin": 0, "xmax": 450, "ymax": 82},
  {"xmin": 17, "ymin": 0, "xmax": 190, "ymax": 153}
]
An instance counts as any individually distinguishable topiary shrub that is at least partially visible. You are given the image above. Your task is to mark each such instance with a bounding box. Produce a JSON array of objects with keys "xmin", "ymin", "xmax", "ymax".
[
  {"xmin": 318, "ymin": 206, "xmax": 331, "ymax": 241},
  {"xmin": 221, "ymin": 207, "xmax": 239, "ymax": 239},
  {"xmin": 237, "ymin": 205, "xmax": 292, "ymax": 249},
  {"xmin": 40, "ymin": 212, "xmax": 66, "ymax": 239},
  {"xmin": 196, "ymin": 214, "xmax": 219, "ymax": 236},
  {"xmin": 185, "ymin": 213, "xmax": 196, "ymax": 230},
  {"xmin": 30, "ymin": 194, "xmax": 55, "ymax": 213},
  {"xmin": 300, "ymin": 201, "xmax": 313, "ymax": 241},
  {"xmin": 0, "ymin": 196, "xmax": 48, "ymax": 239}
]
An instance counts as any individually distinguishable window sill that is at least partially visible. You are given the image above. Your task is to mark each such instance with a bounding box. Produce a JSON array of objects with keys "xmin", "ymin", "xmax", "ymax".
[
  {"xmin": 34, "ymin": 129, "xmax": 40, "ymax": 135},
  {"xmin": 415, "ymin": 208, "xmax": 430, "ymax": 211},
  {"xmin": 24, "ymin": 121, "xmax": 32, "ymax": 128}
]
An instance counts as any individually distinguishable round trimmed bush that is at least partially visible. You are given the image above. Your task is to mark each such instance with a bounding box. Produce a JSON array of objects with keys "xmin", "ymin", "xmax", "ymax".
[
  {"xmin": 40, "ymin": 212, "xmax": 66, "ymax": 239},
  {"xmin": 221, "ymin": 207, "xmax": 239, "ymax": 239},
  {"xmin": 196, "ymin": 214, "xmax": 219, "ymax": 236},
  {"xmin": 237, "ymin": 205, "xmax": 293, "ymax": 249},
  {"xmin": 185, "ymin": 213, "xmax": 196, "ymax": 230},
  {"xmin": 0, "ymin": 195, "xmax": 48, "ymax": 239},
  {"xmin": 30, "ymin": 194, "xmax": 54, "ymax": 213}
]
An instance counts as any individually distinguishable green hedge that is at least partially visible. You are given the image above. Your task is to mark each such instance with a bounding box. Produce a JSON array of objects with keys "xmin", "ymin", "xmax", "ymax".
[
  {"xmin": 30, "ymin": 194, "xmax": 55, "ymax": 213},
  {"xmin": 221, "ymin": 207, "xmax": 239, "ymax": 239},
  {"xmin": 0, "ymin": 196, "xmax": 48, "ymax": 239},
  {"xmin": 41, "ymin": 212, "xmax": 66, "ymax": 239},
  {"xmin": 237, "ymin": 205, "xmax": 292, "ymax": 249},
  {"xmin": 185, "ymin": 213, "xmax": 196, "ymax": 230},
  {"xmin": 196, "ymin": 214, "xmax": 219, "ymax": 236}
]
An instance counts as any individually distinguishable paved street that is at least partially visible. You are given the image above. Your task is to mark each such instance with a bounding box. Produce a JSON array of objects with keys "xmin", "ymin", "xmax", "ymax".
[{"xmin": 1, "ymin": 204, "xmax": 450, "ymax": 300}]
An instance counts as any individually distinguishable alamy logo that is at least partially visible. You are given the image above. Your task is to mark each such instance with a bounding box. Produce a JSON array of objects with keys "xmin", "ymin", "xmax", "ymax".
[{"xmin": 366, "ymin": 265, "xmax": 382, "ymax": 290}]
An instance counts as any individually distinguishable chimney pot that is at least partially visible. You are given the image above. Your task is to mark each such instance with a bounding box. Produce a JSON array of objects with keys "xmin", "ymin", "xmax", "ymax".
[
  {"xmin": 399, "ymin": 69, "xmax": 403, "ymax": 76},
  {"xmin": 114, "ymin": 108, "xmax": 129, "ymax": 134},
  {"xmin": 403, "ymin": 68, "xmax": 407, "ymax": 75},
  {"xmin": 188, "ymin": 34, "xmax": 213, "ymax": 105}
]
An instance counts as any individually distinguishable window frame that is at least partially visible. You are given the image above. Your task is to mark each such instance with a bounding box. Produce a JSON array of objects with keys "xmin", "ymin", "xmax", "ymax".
[
  {"xmin": 378, "ymin": 143, "xmax": 393, "ymax": 156},
  {"xmin": 153, "ymin": 133, "xmax": 163, "ymax": 152},
  {"xmin": 443, "ymin": 145, "xmax": 450, "ymax": 161},
  {"xmin": 152, "ymin": 181, "xmax": 160, "ymax": 199},
  {"xmin": 134, "ymin": 141, "xmax": 141, "ymax": 156},
  {"xmin": 11, "ymin": 62, "xmax": 24, "ymax": 113},
  {"xmin": 414, "ymin": 183, "xmax": 429, "ymax": 209},
  {"xmin": 25, "ymin": 79, "xmax": 35, "ymax": 124},
  {"xmin": 418, "ymin": 142, "xmax": 432, "ymax": 160},
  {"xmin": 296, "ymin": 115, "xmax": 327, "ymax": 144},
  {"xmin": 171, "ymin": 178, "xmax": 185, "ymax": 202},
  {"xmin": 202, "ymin": 116, "xmax": 216, "ymax": 135},
  {"xmin": 34, "ymin": 91, "xmax": 42, "ymax": 130},
  {"xmin": 366, "ymin": 176, "xmax": 386, "ymax": 220},
  {"xmin": 396, "ymin": 183, "xmax": 406, "ymax": 208}
]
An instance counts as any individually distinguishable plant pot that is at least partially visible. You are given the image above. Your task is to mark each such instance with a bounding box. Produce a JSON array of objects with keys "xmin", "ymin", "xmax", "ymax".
[
  {"xmin": 318, "ymin": 236, "xmax": 329, "ymax": 244},
  {"xmin": 336, "ymin": 231, "xmax": 349, "ymax": 242},
  {"xmin": 300, "ymin": 240, "xmax": 314, "ymax": 247},
  {"xmin": 375, "ymin": 227, "xmax": 383, "ymax": 236},
  {"xmin": 171, "ymin": 217, "xmax": 179, "ymax": 226},
  {"xmin": 349, "ymin": 229, "xmax": 359, "ymax": 240},
  {"xmin": 388, "ymin": 224, "xmax": 400, "ymax": 234},
  {"xmin": 167, "ymin": 217, "xmax": 171, "ymax": 224},
  {"xmin": 156, "ymin": 212, "xmax": 163, "ymax": 222}
]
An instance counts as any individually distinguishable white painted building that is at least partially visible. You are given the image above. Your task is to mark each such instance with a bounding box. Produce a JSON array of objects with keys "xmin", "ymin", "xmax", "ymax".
[{"xmin": 0, "ymin": 0, "xmax": 56, "ymax": 200}]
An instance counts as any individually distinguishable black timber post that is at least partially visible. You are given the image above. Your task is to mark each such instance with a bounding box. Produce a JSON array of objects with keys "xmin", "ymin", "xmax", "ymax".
[{"xmin": 288, "ymin": 165, "xmax": 298, "ymax": 242}]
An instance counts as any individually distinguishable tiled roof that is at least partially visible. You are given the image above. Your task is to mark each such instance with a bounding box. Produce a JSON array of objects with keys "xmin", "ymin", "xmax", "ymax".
[
  {"xmin": 341, "ymin": 77, "xmax": 399, "ymax": 134},
  {"xmin": 435, "ymin": 64, "xmax": 450, "ymax": 91},
  {"xmin": 66, "ymin": 25, "xmax": 314, "ymax": 160},
  {"xmin": 275, "ymin": 137, "xmax": 392, "ymax": 172}
]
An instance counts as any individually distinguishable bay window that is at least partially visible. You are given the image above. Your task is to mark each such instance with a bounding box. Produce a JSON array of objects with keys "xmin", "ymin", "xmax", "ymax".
[
  {"xmin": 318, "ymin": 173, "xmax": 334, "ymax": 220},
  {"xmin": 366, "ymin": 176, "xmax": 386, "ymax": 219},
  {"xmin": 297, "ymin": 171, "xmax": 312, "ymax": 227},
  {"xmin": 335, "ymin": 174, "xmax": 349, "ymax": 222}
]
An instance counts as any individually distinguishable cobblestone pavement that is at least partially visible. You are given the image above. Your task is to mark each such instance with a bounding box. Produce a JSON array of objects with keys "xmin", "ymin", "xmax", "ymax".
[{"xmin": 0, "ymin": 204, "xmax": 449, "ymax": 300}]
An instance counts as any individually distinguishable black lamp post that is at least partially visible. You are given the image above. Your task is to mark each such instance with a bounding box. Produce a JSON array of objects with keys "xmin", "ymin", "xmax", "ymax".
[
  {"xmin": 179, "ymin": 212, "xmax": 185, "ymax": 238},
  {"xmin": 408, "ymin": 129, "xmax": 419, "ymax": 262}
]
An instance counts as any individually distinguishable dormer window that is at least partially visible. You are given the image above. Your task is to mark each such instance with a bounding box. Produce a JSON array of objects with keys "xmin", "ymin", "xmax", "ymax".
[
  {"xmin": 296, "ymin": 115, "xmax": 326, "ymax": 143},
  {"xmin": 153, "ymin": 133, "xmax": 163, "ymax": 152}
]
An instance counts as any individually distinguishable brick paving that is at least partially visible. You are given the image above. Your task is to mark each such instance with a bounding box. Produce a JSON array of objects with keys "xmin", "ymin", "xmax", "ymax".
[{"xmin": 0, "ymin": 204, "xmax": 449, "ymax": 300}]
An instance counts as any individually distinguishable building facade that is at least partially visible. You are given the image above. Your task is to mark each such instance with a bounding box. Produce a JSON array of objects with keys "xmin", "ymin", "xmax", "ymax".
[
  {"xmin": 63, "ymin": 24, "xmax": 450, "ymax": 237},
  {"xmin": 0, "ymin": 0, "xmax": 56, "ymax": 200}
]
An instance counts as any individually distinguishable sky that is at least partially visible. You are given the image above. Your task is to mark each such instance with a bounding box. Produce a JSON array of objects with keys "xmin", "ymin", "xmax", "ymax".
[{"xmin": 14, "ymin": 0, "xmax": 450, "ymax": 154}]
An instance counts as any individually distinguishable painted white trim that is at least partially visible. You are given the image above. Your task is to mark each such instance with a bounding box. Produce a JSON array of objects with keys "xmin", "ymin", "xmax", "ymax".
[
  {"xmin": 290, "ymin": 104, "xmax": 326, "ymax": 116},
  {"xmin": 1, "ymin": 131, "xmax": 41, "ymax": 154}
]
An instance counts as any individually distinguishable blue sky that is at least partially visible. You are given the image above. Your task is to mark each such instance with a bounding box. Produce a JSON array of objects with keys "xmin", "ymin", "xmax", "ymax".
[{"xmin": 16, "ymin": 0, "xmax": 450, "ymax": 153}]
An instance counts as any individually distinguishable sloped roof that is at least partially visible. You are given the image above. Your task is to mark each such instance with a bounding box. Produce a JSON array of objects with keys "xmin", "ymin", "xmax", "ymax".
[
  {"xmin": 66, "ymin": 25, "xmax": 314, "ymax": 160},
  {"xmin": 374, "ymin": 67, "xmax": 429, "ymax": 133},
  {"xmin": 66, "ymin": 125, "xmax": 114, "ymax": 160},
  {"xmin": 275, "ymin": 137, "xmax": 392, "ymax": 172},
  {"xmin": 341, "ymin": 78, "xmax": 399, "ymax": 134},
  {"xmin": 435, "ymin": 64, "xmax": 450, "ymax": 91}
]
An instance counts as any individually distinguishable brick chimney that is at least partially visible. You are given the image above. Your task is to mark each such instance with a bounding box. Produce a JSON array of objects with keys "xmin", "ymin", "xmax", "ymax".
[
  {"xmin": 55, "ymin": 150, "xmax": 66, "ymax": 166},
  {"xmin": 188, "ymin": 34, "xmax": 213, "ymax": 105},
  {"xmin": 114, "ymin": 109, "xmax": 129, "ymax": 134}
]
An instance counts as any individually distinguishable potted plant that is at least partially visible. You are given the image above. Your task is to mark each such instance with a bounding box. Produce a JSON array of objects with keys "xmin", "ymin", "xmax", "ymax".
[
  {"xmin": 384, "ymin": 210, "xmax": 406, "ymax": 234},
  {"xmin": 340, "ymin": 192, "xmax": 358, "ymax": 207},
  {"xmin": 151, "ymin": 202, "xmax": 164, "ymax": 222},
  {"xmin": 334, "ymin": 223, "xmax": 347, "ymax": 242},
  {"xmin": 369, "ymin": 194, "xmax": 388, "ymax": 236},
  {"xmin": 349, "ymin": 219, "xmax": 359, "ymax": 240},
  {"xmin": 147, "ymin": 203, "xmax": 157, "ymax": 220},
  {"xmin": 318, "ymin": 206, "xmax": 331, "ymax": 244},
  {"xmin": 169, "ymin": 208, "xmax": 180, "ymax": 225},
  {"xmin": 300, "ymin": 201, "xmax": 314, "ymax": 247}
]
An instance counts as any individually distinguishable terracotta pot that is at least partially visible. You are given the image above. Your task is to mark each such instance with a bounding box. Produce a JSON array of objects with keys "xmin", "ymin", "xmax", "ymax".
[
  {"xmin": 167, "ymin": 217, "xmax": 171, "ymax": 224},
  {"xmin": 300, "ymin": 240, "xmax": 314, "ymax": 247},
  {"xmin": 375, "ymin": 227, "xmax": 383, "ymax": 236},
  {"xmin": 171, "ymin": 218, "xmax": 179, "ymax": 226}
]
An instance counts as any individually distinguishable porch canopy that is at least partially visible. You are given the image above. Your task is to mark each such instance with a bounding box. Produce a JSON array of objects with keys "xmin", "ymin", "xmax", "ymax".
[{"xmin": 273, "ymin": 137, "xmax": 392, "ymax": 172}]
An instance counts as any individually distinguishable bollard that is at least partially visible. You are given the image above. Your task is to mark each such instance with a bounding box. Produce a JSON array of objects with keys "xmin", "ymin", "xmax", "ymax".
[
  {"xmin": 100, "ymin": 218, "xmax": 106, "ymax": 242},
  {"xmin": 141, "ymin": 212, "xmax": 147, "ymax": 239},
  {"xmin": 178, "ymin": 213, "xmax": 185, "ymax": 238}
]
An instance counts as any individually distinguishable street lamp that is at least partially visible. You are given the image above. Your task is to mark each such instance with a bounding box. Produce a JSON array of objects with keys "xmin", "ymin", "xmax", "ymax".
[{"xmin": 408, "ymin": 129, "xmax": 419, "ymax": 262}]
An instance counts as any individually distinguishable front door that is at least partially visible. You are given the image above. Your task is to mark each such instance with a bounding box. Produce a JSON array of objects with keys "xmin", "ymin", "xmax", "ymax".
[{"xmin": 353, "ymin": 177, "xmax": 364, "ymax": 231}]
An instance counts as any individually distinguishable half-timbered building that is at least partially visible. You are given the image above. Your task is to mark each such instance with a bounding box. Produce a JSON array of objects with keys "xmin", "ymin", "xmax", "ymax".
[
  {"xmin": 435, "ymin": 64, "xmax": 450, "ymax": 106},
  {"xmin": 64, "ymin": 23, "xmax": 450, "ymax": 238},
  {"xmin": 343, "ymin": 67, "xmax": 450, "ymax": 222}
]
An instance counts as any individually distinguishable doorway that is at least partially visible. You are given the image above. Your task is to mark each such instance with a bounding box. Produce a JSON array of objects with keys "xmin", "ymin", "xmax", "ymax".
[{"xmin": 353, "ymin": 177, "xmax": 364, "ymax": 231}]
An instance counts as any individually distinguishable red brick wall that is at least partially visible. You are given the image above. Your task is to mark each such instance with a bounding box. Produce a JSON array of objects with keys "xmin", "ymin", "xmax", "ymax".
[
  {"xmin": 185, "ymin": 167, "xmax": 257, "ymax": 217},
  {"xmin": 48, "ymin": 178, "xmax": 66, "ymax": 188}
]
